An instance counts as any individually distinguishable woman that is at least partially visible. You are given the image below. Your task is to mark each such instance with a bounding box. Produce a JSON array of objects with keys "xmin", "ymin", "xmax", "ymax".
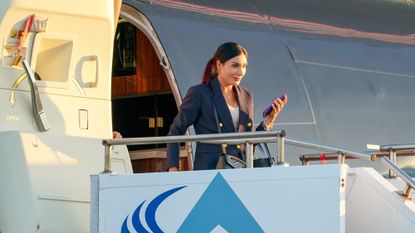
[{"xmin": 167, "ymin": 42, "xmax": 287, "ymax": 171}]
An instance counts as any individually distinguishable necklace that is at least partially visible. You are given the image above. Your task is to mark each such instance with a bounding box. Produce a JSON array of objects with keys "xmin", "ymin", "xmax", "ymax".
[{"xmin": 221, "ymin": 85, "xmax": 233, "ymax": 99}]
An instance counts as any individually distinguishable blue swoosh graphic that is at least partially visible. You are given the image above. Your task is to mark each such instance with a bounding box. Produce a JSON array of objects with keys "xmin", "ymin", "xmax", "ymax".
[
  {"xmin": 145, "ymin": 186, "xmax": 186, "ymax": 233},
  {"xmin": 121, "ymin": 216, "xmax": 130, "ymax": 233},
  {"xmin": 132, "ymin": 201, "xmax": 150, "ymax": 233}
]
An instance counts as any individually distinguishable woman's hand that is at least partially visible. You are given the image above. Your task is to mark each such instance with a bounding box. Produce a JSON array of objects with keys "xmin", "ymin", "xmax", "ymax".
[
  {"xmin": 264, "ymin": 94, "xmax": 287, "ymax": 128},
  {"xmin": 168, "ymin": 167, "xmax": 179, "ymax": 172},
  {"xmin": 112, "ymin": 131, "xmax": 122, "ymax": 139}
]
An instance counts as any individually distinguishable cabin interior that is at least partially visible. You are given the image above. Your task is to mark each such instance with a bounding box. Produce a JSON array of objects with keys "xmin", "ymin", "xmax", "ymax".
[{"xmin": 111, "ymin": 21, "xmax": 188, "ymax": 173}]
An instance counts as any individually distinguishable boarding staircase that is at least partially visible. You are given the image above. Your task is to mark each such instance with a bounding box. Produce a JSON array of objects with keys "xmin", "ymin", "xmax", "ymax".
[{"xmin": 93, "ymin": 131, "xmax": 415, "ymax": 233}]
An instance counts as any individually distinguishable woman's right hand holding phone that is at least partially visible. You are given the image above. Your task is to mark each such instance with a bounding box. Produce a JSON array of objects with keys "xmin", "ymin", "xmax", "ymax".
[{"xmin": 263, "ymin": 94, "xmax": 287, "ymax": 129}]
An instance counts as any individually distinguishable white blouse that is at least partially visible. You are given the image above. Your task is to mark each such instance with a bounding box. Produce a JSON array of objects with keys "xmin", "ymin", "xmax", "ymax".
[{"xmin": 227, "ymin": 104, "xmax": 240, "ymax": 131}]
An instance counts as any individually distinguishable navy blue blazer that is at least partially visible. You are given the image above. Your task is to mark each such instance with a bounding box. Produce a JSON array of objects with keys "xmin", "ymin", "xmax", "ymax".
[{"xmin": 167, "ymin": 78, "xmax": 266, "ymax": 170}]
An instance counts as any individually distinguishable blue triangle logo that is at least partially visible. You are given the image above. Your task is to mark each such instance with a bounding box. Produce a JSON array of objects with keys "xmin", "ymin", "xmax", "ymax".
[{"xmin": 177, "ymin": 173, "xmax": 264, "ymax": 232}]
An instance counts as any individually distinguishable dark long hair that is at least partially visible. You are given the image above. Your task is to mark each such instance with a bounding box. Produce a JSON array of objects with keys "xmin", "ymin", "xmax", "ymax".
[{"xmin": 201, "ymin": 42, "xmax": 248, "ymax": 84}]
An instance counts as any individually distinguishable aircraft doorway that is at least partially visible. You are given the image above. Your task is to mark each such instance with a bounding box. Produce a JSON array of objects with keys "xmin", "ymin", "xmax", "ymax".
[{"xmin": 111, "ymin": 21, "xmax": 187, "ymax": 173}]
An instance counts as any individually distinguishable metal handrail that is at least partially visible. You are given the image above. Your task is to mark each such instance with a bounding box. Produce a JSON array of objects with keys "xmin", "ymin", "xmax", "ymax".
[
  {"xmin": 379, "ymin": 144, "xmax": 415, "ymax": 178},
  {"xmin": 300, "ymin": 150, "xmax": 415, "ymax": 165},
  {"xmin": 102, "ymin": 131, "xmax": 377, "ymax": 173},
  {"xmin": 379, "ymin": 144, "xmax": 415, "ymax": 196},
  {"xmin": 300, "ymin": 153, "xmax": 356, "ymax": 165},
  {"xmin": 102, "ymin": 132, "xmax": 414, "ymax": 197},
  {"xmin": 102, "ymin": 131, "xmax": 282, "ymax": 173},
  {"xmin": 299, "ymin": 144, "xmax": 415, "ymax": 197},
  {"xmin": 380, "ymin": 144, "xmax": 415, "ymax": 152},
  {"xmin": 380, "ymin": 157, "xmax": 415, "ymax": 198},
  {"xmin": 285, "ymin": 137, "xmax": 376, "ymax": 161},
  {"xmin": 103, "ymin": 131, "xmax": 280, "ymax": 146}
]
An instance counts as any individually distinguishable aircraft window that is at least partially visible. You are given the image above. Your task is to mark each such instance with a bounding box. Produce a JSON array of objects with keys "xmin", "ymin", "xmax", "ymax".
[{"xmin": 31, "ymin": 33, "xmax": 74, "ymax": 83}]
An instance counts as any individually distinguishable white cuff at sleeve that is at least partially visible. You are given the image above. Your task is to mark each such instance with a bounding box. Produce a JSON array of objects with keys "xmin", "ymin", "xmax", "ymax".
[{"xmin": 262, "ymin": 121, "xmax": 273, "ymax": 131}]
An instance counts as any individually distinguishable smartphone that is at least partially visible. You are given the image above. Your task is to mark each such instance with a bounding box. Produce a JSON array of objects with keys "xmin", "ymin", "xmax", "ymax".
[{"xmin": 262, "ymin": 94, "xmax": 286, "ymax": 118}]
